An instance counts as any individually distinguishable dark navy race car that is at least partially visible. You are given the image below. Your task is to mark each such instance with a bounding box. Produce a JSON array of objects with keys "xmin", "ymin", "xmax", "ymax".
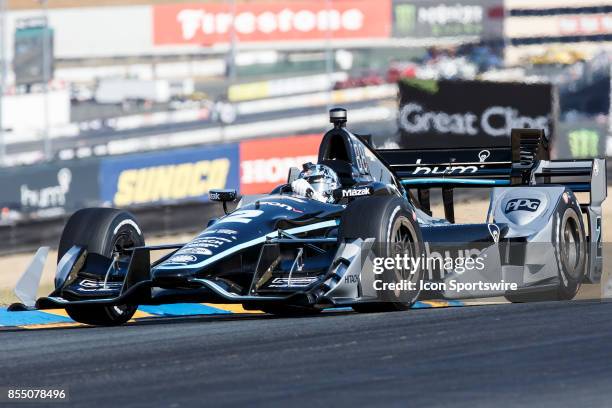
[{"xmin": 9, "ymin": 108, "xmax": 607, "ymax": 325}]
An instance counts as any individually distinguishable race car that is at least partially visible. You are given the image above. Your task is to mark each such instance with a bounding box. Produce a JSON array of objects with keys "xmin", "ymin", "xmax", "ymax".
[{"xmin": 9, "ymin": 108, "xmax": 606, "ymax": 325}]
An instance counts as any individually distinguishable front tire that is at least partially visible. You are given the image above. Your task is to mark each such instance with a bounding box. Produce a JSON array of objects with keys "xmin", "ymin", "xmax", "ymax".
[
  {"xmin": 66, "ymin": 304, "xmax": 137, "ymax": 327},
  {"xmin": 339, "ymin": 196, "xmax": 424, "ymax": 313},
  {"xmin": 59, "ymin": 208, "xmax": 144, "ymax": 326}
]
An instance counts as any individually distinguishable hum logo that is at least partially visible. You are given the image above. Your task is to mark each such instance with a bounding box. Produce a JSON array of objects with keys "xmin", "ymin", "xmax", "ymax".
[
  {"xmin": 412, "ymin": 159, "xmax": 478, "ymax": 175},
  {"xmin": 505, "ymin": 198, "xmax": 540, "ymax": 213},
  {"xmin": 20, "ymin": 168, "xmax": 72, "ymax": 209}
]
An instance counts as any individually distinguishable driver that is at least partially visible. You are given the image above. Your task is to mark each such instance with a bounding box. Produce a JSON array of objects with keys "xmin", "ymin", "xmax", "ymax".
[{"xmin": 291, "ymin": 163, "xmax": 340, "ymax": 203}]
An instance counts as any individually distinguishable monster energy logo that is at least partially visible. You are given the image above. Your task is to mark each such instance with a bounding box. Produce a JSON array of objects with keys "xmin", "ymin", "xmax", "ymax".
[
  {"xmin": 395, "ymin": 4, "xmax": 416, "ymax": 34},
  {"xmin": 568, "ymin": 129, "xmax": 600, "ymax": 158}
]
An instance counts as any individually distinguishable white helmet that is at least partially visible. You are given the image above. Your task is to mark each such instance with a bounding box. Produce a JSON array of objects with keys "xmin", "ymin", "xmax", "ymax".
[{"xmin": 299, "ymin": 163, "xmax": 340, "ymax": 203}]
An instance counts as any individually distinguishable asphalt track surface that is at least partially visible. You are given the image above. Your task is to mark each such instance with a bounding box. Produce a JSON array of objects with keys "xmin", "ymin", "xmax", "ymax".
[{"xmin": 2, "ymin": 300, "xmax": 612, "ymax": 407}]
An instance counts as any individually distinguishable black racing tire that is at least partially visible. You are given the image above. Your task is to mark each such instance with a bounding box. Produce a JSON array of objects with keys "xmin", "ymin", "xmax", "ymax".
[
  {"xmin": 65, "ymin": 304, "xmax": 138, "ymax": 327},
  {"xmin": 59, "ymin": 208, "xmax": 144, "ymax": 326},
  {"xmin": 505, "ymin": 199, "xmax": 586, "ymax": 303},
  {"xmin": 339, "ymin": 195, "xmax": 424, "ymax": 313}
]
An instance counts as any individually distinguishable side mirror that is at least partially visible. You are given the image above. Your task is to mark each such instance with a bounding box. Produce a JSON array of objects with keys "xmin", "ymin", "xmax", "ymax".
[{"xmin": 209, "ymin": 189, "xmax": 237, "ymax": 214}]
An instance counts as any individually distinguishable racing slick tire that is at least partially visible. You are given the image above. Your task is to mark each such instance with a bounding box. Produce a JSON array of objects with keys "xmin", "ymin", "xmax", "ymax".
[
  {"xmin": 505, "ymin": 199, "xmax": 586, "ymax": 303},
  {"xmin": 59, "ymin": 208, "xmax": 144, "ymax": 326},
  {"xmin": 339, "ymin": 195, "xmax": 424, "ymax": 313}
]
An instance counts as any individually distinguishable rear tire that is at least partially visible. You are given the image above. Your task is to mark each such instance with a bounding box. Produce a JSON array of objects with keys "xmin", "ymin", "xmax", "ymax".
[
  {"xmin": 505, "ymin": 201, "xmax": 586, "ymax": 303},
  {"xmin": 339, "ymin": 196, "xmax": 424, "ymax": 313},
  {"xmin": 59, "ymin": 208, "xmax": 144, "ymax": 326}
]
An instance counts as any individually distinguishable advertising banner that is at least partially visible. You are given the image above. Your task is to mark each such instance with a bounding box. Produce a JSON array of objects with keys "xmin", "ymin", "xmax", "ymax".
[
  {"xmin": 240, "ymin": 134, "xmax": 322, "ymax": 195},
  {"xmin": 396, "ymin": 79, "xmax": 556, "ymax": 149},
  {"xmin": 153, "ymin": 0, "xmax": 392, "ymax": 46},
  {"xmin": 13, "ymin": 23, "xmax": 54, "ymax": 86},
  {"xmin": 555, "ymin": 120, "xmax": 608, "ymax": 159},
  {"xmin": 392, "ymin": 0, "xmax": 504, "ymax": 40},
  {"xmin": 507, "ymin": 14, "xmax": 612, "ymax": 39},
  {"xmin": 0, "ymin": 159, "xmax": 100, "ymax": 215},
  {"xmin": 99, "ymin": 143, "xmax": 239, "ymax": 207}
]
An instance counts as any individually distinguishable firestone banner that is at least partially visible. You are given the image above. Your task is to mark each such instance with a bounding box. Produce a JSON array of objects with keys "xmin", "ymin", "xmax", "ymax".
[{"xmin": 153, "ymin": 1, "xmax": 392, "ymax": 46}]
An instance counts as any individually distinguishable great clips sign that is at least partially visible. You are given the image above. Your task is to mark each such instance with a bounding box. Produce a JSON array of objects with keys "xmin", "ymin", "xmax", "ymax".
[
  {"xmin": 153, "ymin": 1, "xmax": 391, "ymax": 46},
  {"xmin": 397, "ymin": 79, "xmax": 556, "ymax": 149}
]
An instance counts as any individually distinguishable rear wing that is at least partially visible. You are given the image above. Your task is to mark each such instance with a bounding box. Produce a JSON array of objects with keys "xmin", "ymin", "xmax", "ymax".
[
  {"xmin": 376, "ymin": 128, "xmax": 606, "ymax": 224},
  {"xmin": 378, "ymin": 128, "xmax": 549, "ymax": 188},
  {"xmin": 377, "ymin": 128, "xmax": 605, "ymax": 197}
]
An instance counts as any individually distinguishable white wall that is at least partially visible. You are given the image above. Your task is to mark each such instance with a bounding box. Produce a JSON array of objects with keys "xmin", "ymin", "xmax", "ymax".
[
  {"xmin": 4, "ymin": 6, "xmax": 153, "ymax": 60},
  {"xmin": 2, "ymin": 90, "xmax": 70, "ymax": 132}
]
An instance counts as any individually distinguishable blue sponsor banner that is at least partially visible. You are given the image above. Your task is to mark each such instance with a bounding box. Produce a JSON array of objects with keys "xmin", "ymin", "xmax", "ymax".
[
  {"xmin": 100, "ymin": 143, "xmax": 239, "ymax": 207},
  {"xmin": 0, "ymin": 158, "xmax": 100, "ymax": 214}
]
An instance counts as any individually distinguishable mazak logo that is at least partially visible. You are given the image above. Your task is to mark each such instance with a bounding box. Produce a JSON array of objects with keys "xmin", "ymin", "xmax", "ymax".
[
  {"xmin": 505, "ymin": 198, "xmax": 541, "ymax": 213},
  {"xmin": 412, "ymin": 159, "xmax": 478, "ymax": 175},
  {"xmin": 342, "ymin": 187, "xmax": 371, "ymax": 197}
]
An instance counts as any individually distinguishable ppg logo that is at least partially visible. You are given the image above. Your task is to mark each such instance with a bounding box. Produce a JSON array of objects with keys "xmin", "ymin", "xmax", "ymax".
[{"xmin": 505, "ymin": 198, "xmax": 541, "ymax": 213}]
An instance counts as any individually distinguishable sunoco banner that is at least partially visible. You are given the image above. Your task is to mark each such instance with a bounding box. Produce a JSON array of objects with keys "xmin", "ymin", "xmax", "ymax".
[
  {"xmin": 99, "ymin": 143, "xmax": 239, "ymax": 207},
  {"xmin": 397, "ymin": 79, "xmax": 557, "ymax": 149},
  {"xmin": 392, "ymin": 0, "xmax": 504, "ymax": 40}
]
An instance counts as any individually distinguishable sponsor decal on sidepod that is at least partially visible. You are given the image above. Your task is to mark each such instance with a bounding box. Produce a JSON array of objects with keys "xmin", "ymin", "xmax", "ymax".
[
  {"xmin": 504, "ymin": 198, "xmax": 541, "ymax": 213},
  {"xmin": 167, "ymin": 255, "xmax": 198, "ymax": 264},
  {"xmin": 341, "ymin": 187, "xmax": 371, "ymax": 197}
]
